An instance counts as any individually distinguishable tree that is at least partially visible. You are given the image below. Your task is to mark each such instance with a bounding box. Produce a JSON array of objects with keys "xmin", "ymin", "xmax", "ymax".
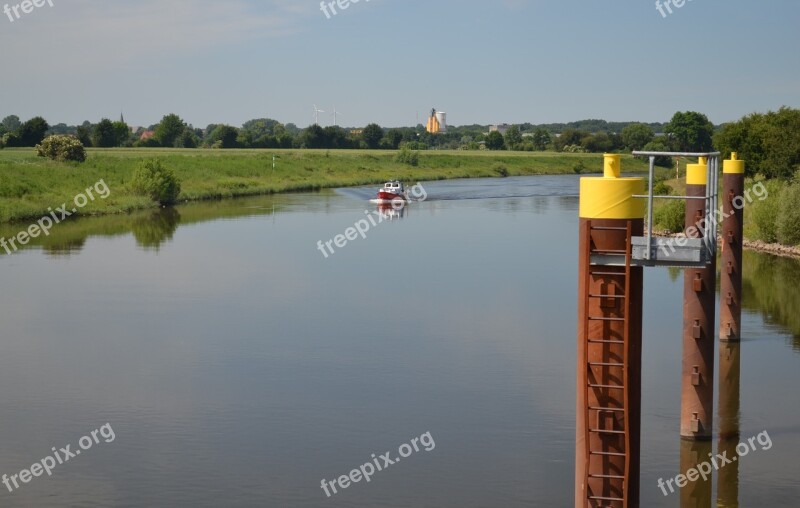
[
  {"xmin": 504, "ymin": 125, "xmax": 522, "ymax": 150},
  {"xmin": 2, "ymin": 115, "xmax": 21, "ymax": 133},
  {"xmin": 665, "ymin": 111, "xmax": 714, "ymax": 152},
  {"xmin": 621, "ymin": 123, "xmax": 655, "ymax": 151},
  {"xmin": 241, "ymin": 118, "xmax": 281, "ymax": 139},
  {"xmin": 554, "ymin": 128, "xmax": 590, "ymax": 151},
  {"xmin": 299, "ymin": 124, "xmax": 325, "ymax": 149},
  {"xmin": 208, "ymin": 125, "xmax": 239, "ymax": 148},
  {"xmin": 714, "ymin": 107, "xmax": 800, "ymax": 180},
  {"xmin": 384, "ymin": 129, "xmax": 403, "ymax": 150},
  {"xmin": 18, "ymin": 116, "xmax": 50, "ymax": 146},
  {"xmin": 92, "ymin": 119, "xmax": 117, "ymax": 147},
  {"xmin": 323, "ymin": 126, "xmax": 350, "ymax": 149},
  {"xmin": 486, "ymin": 131, "xmax": 505, "ymax": 150},
  {"xmin": 176, "ymin": 127, "xmax": 199, "ymax": 148},
  {"xmin": 76, "ymin": 123, "xmax": 93, "ymax": 147},
  {"xmin": 154, "ymin": 113, "xmax": 186, "ymax": 147},
  {"xmin": 531, "ymin": 128, "xmax": 551, "ymax": 151},
  {"xmin": 112, "ymin": 121, "xmax": 131, "ymax": 146},
  {"xmin": 362, "ymin": 123, "xmax": 384, "ymax": 149},
  {"xmin": 581, "ymin": 132, "xmax": 615, "ymax": 153},
  {"xmin": 642, "ymin": 139, "xmax": 673, "ymax": 167}
]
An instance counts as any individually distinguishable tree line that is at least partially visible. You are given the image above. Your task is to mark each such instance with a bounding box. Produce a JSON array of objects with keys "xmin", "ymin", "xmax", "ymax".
[{"xmin": 1, "ymin": 109, "xmax": 798, "ymax": 180}]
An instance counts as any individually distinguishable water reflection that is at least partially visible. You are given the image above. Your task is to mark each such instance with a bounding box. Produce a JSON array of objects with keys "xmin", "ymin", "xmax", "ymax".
[
  {"xmin": 679, "ymin": 439, "xmax": 713, "ymax": 508},
  {"xmin": 376, "ymin": 203, "xmax": 406, "ymax": 220},
  {"xmin": 741, "ymin": 251, "xmax": 800, "ymax": 345},
  {"xmin": 717, "ymin": 342, "xmax": 741, "ymax": 507},
  {"xmin": 0, "ymin": 195, "xmax": 286, "ymax": 257},
  {"xmin": 131, "ymin": 208, "xmax": 181, "ymax": 251},
  {"xmin": 42, "ymin": 237, "xmax": 87, "ymax": 256}
]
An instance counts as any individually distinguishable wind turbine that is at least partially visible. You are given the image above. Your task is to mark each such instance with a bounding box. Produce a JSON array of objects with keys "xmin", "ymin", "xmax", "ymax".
[
  {"xmin": 331, "ymin": 107, "xmax": 342, "ymax": 127},
  {"xmin": 313, "ymin": 104, "xmax": 325, "ymax": 126}
]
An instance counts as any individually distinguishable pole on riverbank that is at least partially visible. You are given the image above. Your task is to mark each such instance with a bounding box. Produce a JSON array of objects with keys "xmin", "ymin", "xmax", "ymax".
[
  {"xmin": 576, "ymin": 154, "xmax": 644, "ymax": 507},
  {"xmin": 680, "ymin": 158, "xmax": 717, "ymax": 440},
  {"xmin": 719, "ymin": 153, "xmax": 745, "ymax": 341}
]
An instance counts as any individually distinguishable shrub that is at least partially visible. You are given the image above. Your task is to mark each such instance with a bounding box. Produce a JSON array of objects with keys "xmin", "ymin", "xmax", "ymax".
[
  {"xmin": 563, "ymin": 144, "xmax": 588, "ymax": 153},
  {"xmin": 394, "ymin": 146, "xmax": 419, "ymax": 167},
  {"xmin": 750, "ymin": 179, "xmax": 785, "ymax": 243},
  {"xmin": 641, "ymin": 140, "xmax": 673, "ymax": 167},
  {"xmin": 134, "ymin": 137, "xmax": 161, "ymax": 148},
  {"xmin": 653, "ymin": 198, "xmax": 685, "ymax": 233},
  {"xmin": 131, "ymin": 159, "xmax": 181, "ymax": 205},
  {"xmin": 493, "ymin": 162, "xmax": 509, "ymax": 177},
  {"xmin": 35, "ymin": 135, "xmax": 86, "ymax": 162},
  {"xmin": 652, "ymin": 181, "xmax": 672, "ymax": 195},
  {"xmin": 776, "ymin": 180, "xmax": 800, "ymax": 246}
]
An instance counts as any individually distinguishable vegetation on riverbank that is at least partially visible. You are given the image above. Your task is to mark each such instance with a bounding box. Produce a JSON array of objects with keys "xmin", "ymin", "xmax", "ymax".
[{"xmin": 0, "ymin": 148, "xmax": 650, "ymax": 223}]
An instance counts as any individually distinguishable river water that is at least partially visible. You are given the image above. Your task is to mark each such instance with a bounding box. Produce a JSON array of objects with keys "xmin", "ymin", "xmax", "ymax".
[{"xmin": 0, "ymin": 175, "xmax": 797, "ymax": 507}]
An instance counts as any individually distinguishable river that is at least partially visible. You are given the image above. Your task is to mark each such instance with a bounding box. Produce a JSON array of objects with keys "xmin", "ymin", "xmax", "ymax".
[{"xmin": 0, "ymin": 175, "xmax": 797, "ymax": 507}]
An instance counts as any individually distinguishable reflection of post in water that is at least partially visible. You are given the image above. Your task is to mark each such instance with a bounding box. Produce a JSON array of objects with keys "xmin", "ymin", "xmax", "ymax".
[
  {"xmin": 717, "ymin": 341, "xmax": 741, "ymax": 507},
  {"xmin": 131, "ymin": 208, "xmax": 181, "ymax": 250},
  {"xmin": 679, "ymin": 439, "xmax": 712, "ymax": 508}
]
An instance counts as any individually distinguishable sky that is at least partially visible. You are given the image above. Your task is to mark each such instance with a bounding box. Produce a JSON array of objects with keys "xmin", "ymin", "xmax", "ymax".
[{"xmin": 0, "ymin": 0, "xmax": 798, "ymax": 129}]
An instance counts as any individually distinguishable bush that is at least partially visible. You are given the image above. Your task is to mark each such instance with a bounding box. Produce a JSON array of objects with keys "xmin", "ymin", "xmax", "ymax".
[
  {"xmin": 562, "ymin": 144, "xmax": 588, "ymax": 153},
  {"xmin": 776, "ymin": 180, "xmax": 800, "ymax": 246},
  {"xmin": 394, "ymin": 146, "xmax": 419, "ymax": 166},
  {"xmin": 493, "ymin": 162, "xmax": 509, "ymax": 177},
  {"xmin": 134, "ymin": 137, "xmax": 161, "ymax": 148},
  {"xmin": 652, "ymin": 181, "xmax": 672, "ymax": 195},
  {"xmin": 641, "ymin": 140, "xmax": 673, "ymax": 167},
  {"xmin": 131, "ymin": 159, "xmax": 181, "ymax": 205},
  {"xmin": 35, "ymin": 135, "xmax": 86, "ymax": 162},
  {"xmin": 750, "ymin": 179, "xmax": 785, "ymax": 243},
  {"xmin": 653, "ymin": 198, "xmax": 685, "ymax": 233}
]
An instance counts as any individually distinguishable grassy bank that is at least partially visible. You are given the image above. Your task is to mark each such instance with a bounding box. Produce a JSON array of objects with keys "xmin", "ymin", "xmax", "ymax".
[{"xmin": 0, "ymin": 148, "xmax": 650, "ymax": 223}]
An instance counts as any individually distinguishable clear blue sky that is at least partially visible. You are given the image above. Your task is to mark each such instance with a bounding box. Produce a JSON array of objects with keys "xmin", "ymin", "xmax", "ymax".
[{"xmin": 0, "ymin": 0, "xmax": 797, "ymax": 129}]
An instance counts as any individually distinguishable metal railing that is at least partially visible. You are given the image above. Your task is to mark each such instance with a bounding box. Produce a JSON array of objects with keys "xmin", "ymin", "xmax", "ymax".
[{"xmin": 631, "ymin": 151, "xmax": 720, "ymax": 266}]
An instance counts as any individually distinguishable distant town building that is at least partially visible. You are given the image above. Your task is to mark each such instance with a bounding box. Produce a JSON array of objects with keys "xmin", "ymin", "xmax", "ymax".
[
  {"xmin": 489, "ymin": 124, "xmax": 511, "ymax": 135},
  {"xmin": 140, "ymin": 130, "xmax": 156, "ymax": 141},
  {"xmin": 426, "ymin": 108, "xmax": 447, "ymax": 134}
]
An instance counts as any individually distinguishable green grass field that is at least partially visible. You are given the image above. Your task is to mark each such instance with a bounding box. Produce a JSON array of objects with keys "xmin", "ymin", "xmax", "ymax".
[{"xmin": 0, "ymin": 148, "xmax": 651, "ymax": 223}]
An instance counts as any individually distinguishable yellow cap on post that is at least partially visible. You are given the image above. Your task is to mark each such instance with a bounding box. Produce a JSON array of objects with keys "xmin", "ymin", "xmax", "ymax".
[
  {"xmin": 686, "ymin": 158, "xmax": 708, "ymax": 186},
  {"xmin": 604, "ymin": 153, "xmax": 621, "ymax": 178},
  {"xmin": 580, "ymin": 154, "xmax": 645, "ymax": 219},
  {"xmin": 724, "ymin": 152, "xmax": 745, "ymax": 174}
]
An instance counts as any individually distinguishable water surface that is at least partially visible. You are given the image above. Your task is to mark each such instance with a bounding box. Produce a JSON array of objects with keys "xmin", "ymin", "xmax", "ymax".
[{"xmin": 0, "ymin": 175, "xmax": 798, "ymax": 507}]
